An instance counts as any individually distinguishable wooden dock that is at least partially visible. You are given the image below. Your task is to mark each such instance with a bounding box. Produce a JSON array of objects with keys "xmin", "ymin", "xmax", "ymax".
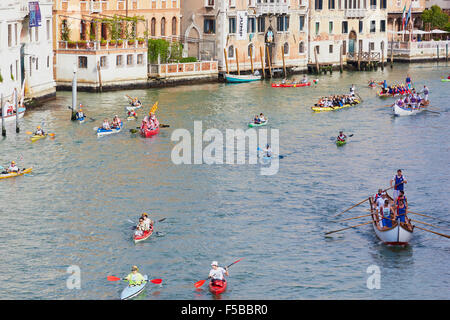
[{"xmin": 347, "ymin": 52, "xmax": 384, "ymax": 71}]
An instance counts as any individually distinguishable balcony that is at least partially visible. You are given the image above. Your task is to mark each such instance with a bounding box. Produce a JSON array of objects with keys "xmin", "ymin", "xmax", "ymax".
[
  {"xmin": 256, "ymin": 2, "xmax": 290, "ymax": 16},
  {"xmin": 80, "ymin": 1, "xmax": 108, "ymax": 13},
  {"xmin": 344, "ymin": 9, "xmax": 367, "ymax": 18}
]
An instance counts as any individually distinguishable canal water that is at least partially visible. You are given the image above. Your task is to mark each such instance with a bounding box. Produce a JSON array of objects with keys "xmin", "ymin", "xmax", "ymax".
[{"xmin": 0, "ymin": 63, "xmax": 449, "ymax": 299}]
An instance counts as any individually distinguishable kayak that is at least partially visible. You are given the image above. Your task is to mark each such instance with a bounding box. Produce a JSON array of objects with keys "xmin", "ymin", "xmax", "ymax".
[
  {"xmin": 140, "ymin": 126, "xmax": 160, "ymax": 138},
  {"xmin": 311, "ymin": 100, "xmax": 360, "ymax": 112},
  {"xmin": 120, "ymin": 275, "xmax": 148, "ymax": 300},
  {"xmin": 133, "ymin": 225, "xmax": 154, "ymax": 244},
  {"xmin": 336, "ymin": 139, "xmax": 346, "ymax": 146},
  {"xmin": 441, "ymin": 78, "xmax": 450, "ymax": 82},
  {"xmin": 125, "ymin": 104, "xmax": 142, "ymax": 112},
  {"xmin": 127, "ymin": 116, "xmax": 137, "ymax": 121},
  {"xmin": 97, "ymin": 123, "xmax": 123, "ymax": 137},
  {"xmin": 272, "ymin": 82, "xmax": 311, "ymax": 88},
  {"xmin": 0, "ymin": 107, "xmax": 26, "ymax": 123},
  {"xmin": 30, "ymin": 134, "xmax": 47, "ymax": 142},
  {"xmin": 77, "ymin": 116, "xmax": 85, "ymax": 124},
  {"xmin": 0, "ymin": 167, "xmax": 32, "ymax": 180},
  {"xmin": 209, "ymin": 279, "xmax": 227, "ymax": 295},
  {"xmin": 248, "ymin": 120, "xmax": 268, "ymax": 127}
]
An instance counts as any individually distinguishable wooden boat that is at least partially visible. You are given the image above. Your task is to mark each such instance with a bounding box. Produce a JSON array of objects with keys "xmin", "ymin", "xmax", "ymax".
[
  {"xmin": 369, "ymin": 195, "xmax": 413, "ymax": 245},
  {"xmin": 0, "ymin": 107, "xmax": 26, "ymax": 123},
  {"xmin": 392, "ymin": 101, "xmax": 429, "ymax": 116},
  {"xmin": 311, "ymin": 100, "xmax": 360, "ymax": 112},
  {"xmin": 377, "ymin": 90, "xmax": 411, "ymax": 98},
  {"xmin": 272, "ymin": 82, "xmax": 311, "ymax": 88},
  {"xmin": 224, "ymin": 74, "xmax": 261, "ymax": 83}
]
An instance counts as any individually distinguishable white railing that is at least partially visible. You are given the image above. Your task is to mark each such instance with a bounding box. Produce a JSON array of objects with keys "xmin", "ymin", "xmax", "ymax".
[
  {"xmin": 344, "ymin": 9, "xmax": 367, "ymax": 18},
  {"xmin": 148, "ymin": 61, "xmax": 218, "ymax": 78},
  {"xmin": 90, "ymin": 0, "xmax": 108, "ymax": 13},
  {"xmin": 256, "ymin": 3, "xmax": 289, "ymax": 15},
  {"xmin": 388, "ymin": 41, "xmax": 450, "ymax": 50},
  {"xmin": 57, "ymin": 39, "xmax": 147, "ymax": 51}
]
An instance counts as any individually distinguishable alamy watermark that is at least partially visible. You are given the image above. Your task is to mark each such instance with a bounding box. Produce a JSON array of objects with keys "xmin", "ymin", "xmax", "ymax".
[
  {"xmin": 66, "ymin": 265, "xmax": 81, "ymax": 290},
  {"xmin": 170, "ymin": 121, "xmax": 279, "ymax": 175},
  {"xmin": 366, "ymin": 265, "xmax": 381, "ymax": 289}
]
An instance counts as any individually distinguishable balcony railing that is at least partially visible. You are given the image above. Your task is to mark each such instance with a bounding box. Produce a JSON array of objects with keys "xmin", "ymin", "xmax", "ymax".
[
  {"xmin": 344, "ymin": 9, "xmax": 367, "ymax": 18},
  {"xmin": 57, "ymin": 39, "xmax": 147, "ymax": 51},
  {"xmin": 256, "ymin": 2, "xmax": 289, "ymax": 15}
]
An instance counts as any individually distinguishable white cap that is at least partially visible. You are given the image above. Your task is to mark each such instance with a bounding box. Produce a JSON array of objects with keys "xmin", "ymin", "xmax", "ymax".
[{"xmin": 211, "ymin": 261, "xmax": 218, "ymax": 266}]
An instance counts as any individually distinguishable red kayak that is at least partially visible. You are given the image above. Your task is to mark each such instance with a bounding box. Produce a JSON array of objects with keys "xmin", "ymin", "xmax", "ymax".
[
  {"xmin": 133, "ymin": 225, "xmax": 154, "ymax": 244},
  {"xmin": 271, "ymin": 82, "xmax": 311, "ymax": 88},
  {"xmin": 140, "ymin": 126, "xmax": 160, "ymax": 138},
  {"xmin": 209, "ymin": 279, "xmax": 227, "ymax": 295}
]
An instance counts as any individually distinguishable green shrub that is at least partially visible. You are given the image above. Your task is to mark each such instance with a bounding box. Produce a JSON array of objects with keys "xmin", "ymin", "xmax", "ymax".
[
  {"xmin": 148, "ymin": 39, "xmax": 170, "ymax": 63},
  {"xmin": 179, "ymin": 57, "xmax": 197, "ymax": 63}
]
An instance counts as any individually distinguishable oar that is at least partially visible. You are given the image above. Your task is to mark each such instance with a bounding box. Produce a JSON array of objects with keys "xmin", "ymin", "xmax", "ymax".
[
  {"xmin": 408, "ymin": 211, "xmax": 450, "ymax": 224},
  {"xmin": 334, "ymin": 197, "xmax": 370, "ymax": 218},
  {"xmin": 131, "ymin": 218, "xmax": 167, "ymax": 230},
  {"xmin": 194, "ymin": 258, "xmax": 243, "ymax": 289},
  {"xmin": 410, "ymin": 219, "xmax": 449, "ymax": 230},
  {"xmin": 107, "ymin": 275, "xmax": 163, "ymax": 284},
  {"xmin": 336, "ymin": 213, "xmax": 372, "ymax": 222},
  {"xmin": 413, "ymin": 225, "xmax": 450, "ymax": 239},
  {"xmin": 423, "ymin": 109, "xmax": 441, "ymax": 114},
  {"xmin": 25, "ymin": 131, "xmax": 55, "ymax": 137},
  {"xmin": 325, "ymin": 221, "xmax": 372, "ymax": 235}
]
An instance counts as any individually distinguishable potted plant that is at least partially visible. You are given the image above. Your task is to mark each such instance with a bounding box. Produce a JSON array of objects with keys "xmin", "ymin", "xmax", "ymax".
[
  {"xmin": 100, "ymin": 39, "xmax": 107, "ymax": 47},
  {"xmin": 0, "ymin": 73, "xmax": 3, "ymax": 83},
  {"xmin": 137, "ymin": 37, "xmax": 145, "ymax": 45},
  {"xmin": 128, "ymin": 39, "xmax": 135, "ymax": 45},
  {"xmin": 110, "ymin": 39, "xmax": 117, "ymax": 46},
  {"xmin": 117, "ymin": 39, "xmax": 123, "ymax": 47},
  {"xmin": 77, "ymin": 40, "xmax": 87, "ymax": 48},
  {"xmin": 68, "ymin": 40, "xmax": 76, "ymax": 48}
]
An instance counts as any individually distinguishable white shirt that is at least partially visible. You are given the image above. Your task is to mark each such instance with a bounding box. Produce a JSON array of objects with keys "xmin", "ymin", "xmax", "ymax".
[
  {"xmin": 143, "ymin": 218, "xmax": 151, "ymax": 231},
  {"xmin": 209, "ymin": 267, "xmax": 226, "ymax": 280},
  {"xmin": 8, "ymin": 165, "xmax": 19, "ymax": 172},
  {"xmin": 376, "ymin": 197, "xmax": 385, "ymax": 208}
]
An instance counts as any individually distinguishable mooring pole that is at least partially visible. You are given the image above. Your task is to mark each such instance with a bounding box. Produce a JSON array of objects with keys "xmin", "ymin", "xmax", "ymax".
[
  {"xmin": 1, "ymin": 94, "xmax": 5, "ymax": 137},
  {"xmin": 14, "ymin": 88, "xmax": 19, "ymax": 133},
  {"xmin": 71, "ymin": 65, "xmax": 77, "ymax": 120}
]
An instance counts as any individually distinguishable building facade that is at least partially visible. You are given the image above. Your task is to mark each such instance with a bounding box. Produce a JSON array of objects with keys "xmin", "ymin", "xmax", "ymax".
[
  {"xmin": 388, "ymin": 0, "xmax": 426, "ymax": 42},
  {"xmin": 308, "ymin": 0, "xmax": 389, "ymax": 65},
  {"xmin": 182, "ymin": 0, "xmax": 309, "ymax": 73},
  {"xmin": 0, "ymin": 0, "xmax": 56, "ymax": 103}
]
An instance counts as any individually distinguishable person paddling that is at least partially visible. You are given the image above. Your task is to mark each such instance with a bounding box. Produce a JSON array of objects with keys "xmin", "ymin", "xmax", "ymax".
[
  {"xmin": 350, "ymin": 84, "xmax": 355, "ymax": 96},
  {"xmin": 380, "ymin": 199, "xmax": 394, "ymax": 229},
  {"xmin": 337, "ymin": 131, "xmax": 347, "ymax": 142},
  {"xmin": 135, "ymin": 217, "xmax": 146, "ymax": 237},
  {"xmin": 112, "ymin": 115, "xmax": 122, "ymax": 128},
  {"xmin": 124, "ymin": 266, "xmax": 146, "ymax": 286},
  {"xmin": 101, "ymin": 119, "xmax": 111, "ymax": 130},
  {"xmin": 141, "ymin": 213, "xmax": 154, "ymax": 231},
  {"xmin": 208, "ymin": 261, "xmax": 229, "ymax": 286},
  {"xmin": 34, "ymin": 126, "xmax": 45, "ymax": 136},
  {"xmin": 391, "ymin": 169, "xmax": 407, "ymax": 201},
  {"xmin": 301, "ymin": 74, "xmax": 308, "ymax": 84},
  {"xmin": 259, "ymin": 113, "xmax": 266, "ymax": 123},
  {"xmin": 262, "ymin": 144, "xmax": 273, "ymax": 157},
  {"xmin": 6, "ymin": 161, "xmax": 19, "ymax": 173},
  {"xmin": 76, "ymin": 105, "xmax": 85, "ymax": 120}
]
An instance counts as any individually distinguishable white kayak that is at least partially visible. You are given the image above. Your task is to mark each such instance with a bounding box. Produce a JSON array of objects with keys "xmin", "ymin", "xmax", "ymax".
[
  {"xmin": 96, "ymin": 123, "xmax": 123, "ymax": 137},
  {"xmin": 120, "ymin": 275, "xmax": 148, "ymax": 300},
  {"xmin": 392, "ymin": 104, "xmax": 426, "ymax": 116}
]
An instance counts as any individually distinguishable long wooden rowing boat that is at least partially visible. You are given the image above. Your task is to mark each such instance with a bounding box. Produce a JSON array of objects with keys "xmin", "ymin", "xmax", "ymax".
[
  {"xmin": 225, "ymin": 74, "xmax": 261, "ymax": 83},
  {"xmin": 369, "ymin": 194, "xmax": 413, "ymax": 245},
  {"xmin": 311, "ymin": 100, "xmax": 361, "ymax": 112}
]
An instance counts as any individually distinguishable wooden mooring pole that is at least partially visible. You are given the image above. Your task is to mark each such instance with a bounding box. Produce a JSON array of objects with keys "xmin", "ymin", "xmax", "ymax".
[
  {"xmin": 314, "ymin": 46, "xmax": 319, "ymax": 74},
  {"xmin": 236, "ymin": 47, "xmax": 240, "ymax": 75},
  {"xmin": 224, "ymin": 48, "xmax": 229, "ymax": 74},
  {"xmin": 390, "ymin": 40, "xmax": 394, "ymax": 69},
  {"xmin": 281, "ymin": 45, "xmax": 286, "ymax": 78},
  {"xmin": 1, "ymin": 94, "xmax": 5, "ymax": 137},
  {"xmin": 259, "ymin": 46, "xmax": 265, "ymax": 78},
  {"xmin": 250, "ymin": 46, "xmax": 254, "ymax": 74},
  {"xmin": 339, "ymin": 44, "xmax": 343, "ymax": 73},
  {"xmin": 14, "ymin": 88, "xmax": 19, "ymax": 133},
  {"xmin": 266, "ymin": 45, "xmax": 272, "ymax": 78}
]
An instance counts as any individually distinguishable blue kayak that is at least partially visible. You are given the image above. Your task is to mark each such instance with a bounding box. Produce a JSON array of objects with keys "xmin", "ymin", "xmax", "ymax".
[
  {"xmin": 97, "ymin": 123, "xmax": 123, "ymax": 137},
  {"xmin": 120, "ymin": 275, "xmax": 148, "ymax": 300},
  {"xmin": 77, "ymin": 116, "xmax": 85, "ymax": 124}
]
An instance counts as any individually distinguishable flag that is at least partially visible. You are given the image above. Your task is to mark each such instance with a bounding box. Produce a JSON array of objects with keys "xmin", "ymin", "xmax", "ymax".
[
  {"xmin": 406, "ymin": 5, "xmax": 412, "ymax": 29},
  {"xmin": 401, "ymin": 4, "xmax": 407, "ymax": 31}
]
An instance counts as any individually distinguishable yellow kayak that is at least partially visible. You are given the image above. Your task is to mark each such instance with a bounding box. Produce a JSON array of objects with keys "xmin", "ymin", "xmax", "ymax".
[
  {"xmin": 30, "ymin": 134, "xmax": 47, "ymax": 142},
  {"xmin": 311, "ymin": 100, "xmax": 360, "ymax": 112},
  {"xmin": 0, "ymin": 167, "xmax": 33, "ymax": 180}
]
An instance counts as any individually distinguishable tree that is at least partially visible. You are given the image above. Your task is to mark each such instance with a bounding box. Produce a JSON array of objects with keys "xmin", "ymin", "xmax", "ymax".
[{"xmin": 422, "ymin": 5, "xmax": 449, "ymax": 30}]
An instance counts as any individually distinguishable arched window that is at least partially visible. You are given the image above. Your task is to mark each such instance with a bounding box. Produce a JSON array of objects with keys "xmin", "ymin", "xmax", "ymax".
[
  {"xmin": 283, "ymin": 42, "xmax": 289, "ymax": 55},
  {"xmin": 172, "ymin": 17, "xmax": 177, "ymax": 36},
  {"xmin": 248, "ymin": 44, "xmax": 254, "ymax": 57},
  {"xmin": 161, "ymin": 17, "xmax": 166, "ymax": 36},
  {"xmin": 151, "ymin": 18, "xmax": 156, "ymax": 37},
  {"xmin": 228, "ymin": 45, "xmax": 234, "ymax": 58},
  {"xmin": 299, "ymin": 41, "xmax": 304, "ymax": 53}
]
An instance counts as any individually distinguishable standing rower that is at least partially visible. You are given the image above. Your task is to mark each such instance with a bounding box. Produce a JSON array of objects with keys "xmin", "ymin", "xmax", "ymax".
[
  {"xmin": 390, "ymin": 169, "xmax": 407, "ymax": 201},
  {"xmin": 405, "ymin": 74, "xmax": 412, "ymax": 90},
  {"xmin": 422, "ymin": 85, "xmax": 429, "ymax": 102}
]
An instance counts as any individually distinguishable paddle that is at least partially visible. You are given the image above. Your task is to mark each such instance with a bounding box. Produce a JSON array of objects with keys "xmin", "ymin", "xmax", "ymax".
[
  {"xmin": 107, "ymin": 275, "xmax": 163, "ymax": 284},
  {"xmin": 423, "ymin": 109, "xmax": 441, "ymax": 114},
  {"xmin": 334, "ymin": 198, "xmax": 370, "ymax": 218},
  {"xmin": 336, "ymin": 213, "xmax": 372, "ymax": 222},
  {"xmin": 408, "ymin": 211, "xmax": 450, "ymax": 224},
  {"xmin": 413, "ymin": 225, "xmax": 450, "ymax": 239},
  {"xmin": 25, "ymin": 131, "xmax": 55, "ymax": 137},
  {"xmin": 131, "ymin": 217, "xmax": 167, "ymax": 230},
  {"xmin": 410, "ymin": 219, "xmax": 449, "ymax": 230},
  {"xmin": 194, "ymin": 258, "xmax": 243, "ymax": 289},
  {"xmin": 325, "ymin": 221, "xmax": 372, "ymax": 235}
]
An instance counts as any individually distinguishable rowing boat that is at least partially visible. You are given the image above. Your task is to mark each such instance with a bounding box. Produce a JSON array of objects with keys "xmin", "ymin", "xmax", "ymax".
[
  {"xmin": 271, "ymin": 82, "xmax": 311, "ymax": 88},
  {"xmin": 0, "ymin": 167, "xmax": 32, "ymax": 180},
  {"xmin": 97, "ymin": 123, "xmax": 123, "ymax": 137},
  {"xmin": 30, "ymin": 134, "xmax": 47, "ymax": 142},
  {"xmin": 225, "ymin": 74, "xmax": 261, "ymax": 83},
  {"xmin": 133, "ymin": 225, "xmax": 154, "ymax": 244},
  {"xmin": 0, "ymin": 107, "xmax": 26, "ymax": 123},
  {"xmin": 140, "ymin": 126, "xmax": 160, "ymax": 138},
  {"xmin": 377, "ymin": 91, "xmax": 410, "ymax": 98},
  {"xmin": 209, "ymin": 279, "xmax": 227, "ymax": 295},
  {"xmin": 392, "ymin": 102, "xmax": 429, "ymax": 116},
  {"xmin": 248, "ymin": 120, "xmax": 268, "ymax": 127},
  {"xmin": 369, "ymin": 195, "xmax": 413, "ymax": 245},
  {"xmin": 311, "ymin": 100, "xmax": 361, "ymax": 112},
  {"xmin": 120, "ymin": 275, "xmax": 148, "ymax": 300}
]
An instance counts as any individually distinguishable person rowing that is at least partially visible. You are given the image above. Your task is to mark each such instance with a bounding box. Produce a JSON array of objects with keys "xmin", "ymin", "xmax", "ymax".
[
  {"xmin": 405, "ymin": 74, "xmax": 412, "ymax": 90},
  {"xmin": 112, "ymin": 115, "xmax": 122, "ymax": 129},
  {"xmin": 140, "ymin": 212, "xmax": 154, "ymax": 231},
  {"xmin": 101, "ymin": 119, "xmax": 111, "ymax": 130},
  {"xmin": 337, "ymin": 131, "xmax": 347, "ymax": 142},
  {"xmin": 208, "ymin": 261, "xmax": 229, "ymax": 287},
  {"xmin": 422, "ymin": 85, "xmax": 429, "ymax": 102},
  {"xmin": 34, "ymin": 126, "xmax": 45, "ymax": 136},
  {"xmin": 135, "ymin": 217, "xmax": 146, "ymax": 237},
  {"xmin": 350, "ymin": 84, "xmax": 355, "ymax": 96},
  {"xmin": 4, "ymin": 161, "xmax": 19, "ymax": 173},
  {"xmin": 391, "ymin": 169, "xmax": 407, "ymax": 201},
  {"xmin": 395, "ymin": 192, "xmax": 409, "ymax": 224},
  {"xmin": 149, "ymin": 112, "xmax": 159, "ymax": 129},
  {"xmin": 124, "ymin": 266, "xmax": 146, "ymax": 286},
  {"xmin": 379, "ymin": 199, "xmax": 394, "ymax": 229},
  {"xmin": 262, "ymin": 144, "xmax": 273, "ymax": 158},
  {"xmin": 259, "ymin": 113, "xmax": 266, "ymax": 123},
  {"xmin": 128, "ymin": 109, "xmax": 137, "ymax": 118},
  {"xmin": 253, "ymin": 115, "xmax": 261, "ymax": 124},
  {"xmin": 76, "ymin": 105, "xmax": 85, "ymax": 120},
  {"xmin": 301, "ymin": 74, "xmax": 308, "ymax": 84}
]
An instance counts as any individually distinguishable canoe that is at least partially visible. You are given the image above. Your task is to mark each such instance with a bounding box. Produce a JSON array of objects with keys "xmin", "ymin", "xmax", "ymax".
[
  {"xmin": 441, "ymin": 78, "xmax": 450, "ymax": 82},
  {"xmin": 209, "ymin": 279, "xmax": 227, "ymax": 295},
  {"xmin": 392, "ymin": 103, "xmax": 427, "ymax": 116},
  {"xmin": 140, "ymin": 126, "xmax": 160, "ymax": 138},
  {"xmin": 0, "ymin": 107, "xmax": 26, "ymax": 123},
  {"xmin": 225, "ymin": 74, "xmax": 261, "ymax": 83},
  {"xmin": 369, "ymin": 195, "xmax": 413, "ymax": 245},
  {"xmin": 0, "ymin": 167, "xmax": 32, "ymax": 180},
  {"xmin": 248, "ymin": 120, "xmax": 268, "ymax": 127},
  {"xmin": 120, "ymin": 275, "xmax": 148, "ymax": 300},
  {"xmin": 97, "ymin": 123, "xmax": 123, "ymax": 137},
  {"xmin": 311, "ymin": 100, "xmax": 360, "ymax": 112},
  {"xmin": 30, "ymin": 134, "xmax": 47, "ymax": 142},
  {"xmin": 133, "ymin": 225, "xmax": 154, "ymax": 244},
  {"xmin": 271, "ymin": 82, "xmax": 311, "ymax": 88},
  {"xmin": 336, "ymin": 139, "xmax": 346, "ymax": 146}
]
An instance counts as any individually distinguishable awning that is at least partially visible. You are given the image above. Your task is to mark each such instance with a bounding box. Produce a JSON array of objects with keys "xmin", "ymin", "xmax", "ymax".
[{"xmin": 431, "ymin": 29, "xmax": 448, "ymax": 34}]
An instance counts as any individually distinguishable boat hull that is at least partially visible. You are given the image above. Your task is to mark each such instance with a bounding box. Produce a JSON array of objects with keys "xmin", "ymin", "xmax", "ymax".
[
  {"xmin": 225, "ymin": 74, "xmax": 261, "ymax": 83},
  {"xmin": 392, "ymin": 104, "xmax": 425, "ymax": 116},
  {"xmin": 0, "ymin": 167, "xmax": 33, "ymax": 180},
  {"xmin": 209, "ymin": 279, "xmax": 227, "ymax": 295},
  {"xmin": 0, "ymin": 107, "xmax": 26, "ymax": 122},
  {"xmin": 120, "ymin": 275, "xmax": 148, "ymax": 300},
  {"xmin": 140, "ymin": 126, "xmax": 160, "ymax": 138},
  {"xmin": 248, "ymin": 120, "xmax": 268, "ymax": 127},
  {"xmin": 97, "ymin": 123, "xmax": 123, "ymax": 137},
  {"xmin": 133, "ymin": 226, "xmax": 154, "ymax": 244},
  {"xmin": 272, "ymin": 82, "xmax": 311, "ymax": 88},
  {"xmin": 311, "ymin": 100, "xmax": 360, "ymax": 112}
]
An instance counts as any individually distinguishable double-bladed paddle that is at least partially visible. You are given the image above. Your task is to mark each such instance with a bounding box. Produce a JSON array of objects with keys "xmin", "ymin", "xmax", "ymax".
[
  {"xmin": 107, "ymin": 275, "xmax": 162, "ymax": 284},
  {"xmin": 25, "ymin": 131, "xmax": 55, "ymax": 137},
  {"xmin": 194, "ymin": 258, "xmax": 243, "ymax": 289}
]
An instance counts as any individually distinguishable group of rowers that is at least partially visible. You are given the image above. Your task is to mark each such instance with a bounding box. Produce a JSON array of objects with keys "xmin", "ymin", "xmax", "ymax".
[
  {"xmin": 252, "ymin": 113, "xmax": 267, "ymax": 124},
  {"xmin": 140, "ymin": 113, "xmax": 159, "ymax": 131},
  {"xmin": 380, "ymin": 84, "xmax": 413, "ymax": 96},
  {"xmin": 393, "ymin": 86, "xmax": 430, "ymax": 109},
  {"xmin": 100, "ymin": 115, "xmax": 122, "ymax": 130},
  {"xmin": 373, "ymin": 169, "xmax": 410, "ymax": 229},
  {"xmin": 315, "ymin": 93, "xmax": 358, "ymax": 108},
  {"xmin": 281, "ymin": 74, "xmax": 309, "ymax": 85}
]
